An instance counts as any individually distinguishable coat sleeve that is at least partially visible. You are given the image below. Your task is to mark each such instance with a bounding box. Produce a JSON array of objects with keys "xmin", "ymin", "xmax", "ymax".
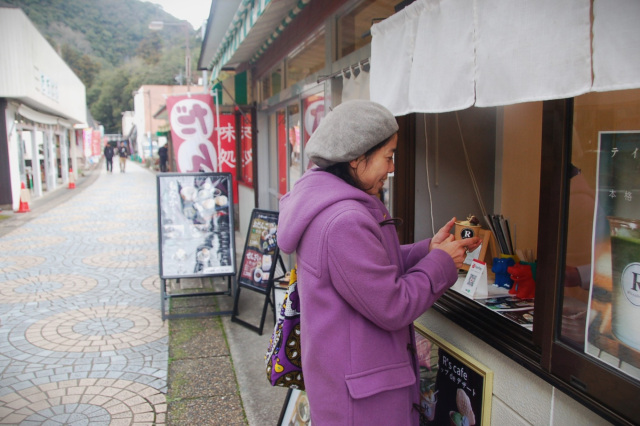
[
  {"xmin": 326, "ymin": 208, "xmax": 458, "ymax": 331},
  {"xmin": 400, "ymin": 239, "xmax": 432, "ymax": 269}
]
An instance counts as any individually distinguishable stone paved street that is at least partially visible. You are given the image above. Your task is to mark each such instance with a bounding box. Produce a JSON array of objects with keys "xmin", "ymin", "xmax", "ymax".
[{"xmin": 0, "ymin": 162, "xmax": 168, "ymax": 425}]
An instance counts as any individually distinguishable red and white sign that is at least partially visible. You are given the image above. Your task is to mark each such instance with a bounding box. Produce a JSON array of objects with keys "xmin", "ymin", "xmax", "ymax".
[{"xmin": 167, "ymin": 94, "xmax": 218, "ymax": 172}]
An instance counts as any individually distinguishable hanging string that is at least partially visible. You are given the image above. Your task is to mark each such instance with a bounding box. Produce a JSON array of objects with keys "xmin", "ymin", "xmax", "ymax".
[
  {"xmin": 455, "ymin": 112, "xmax": 488, "ymax": 218},
  {"xmin": 424, "ymin": 115, "xmax": 436, "ymax": 235}
]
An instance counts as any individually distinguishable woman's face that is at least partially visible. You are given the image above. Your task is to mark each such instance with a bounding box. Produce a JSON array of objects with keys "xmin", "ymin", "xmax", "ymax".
[{"xmin": 350, "ymin": 133, "xmax": 398, "ymax": 195}]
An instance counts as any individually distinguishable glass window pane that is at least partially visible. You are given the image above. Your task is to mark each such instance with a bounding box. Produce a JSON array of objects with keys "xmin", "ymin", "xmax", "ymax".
[
  {"xmin": 565, "ymin": 89, "xmax": 640, "ymax": 383},
  {"xmin": 337, "ymin": 0, "xmax": 397, "ymax": 60},
  {"xmin": 302, "ymin": 92, "xmax": 325, "ymax": 171},
  {"xmin": 286, "ymin": 28, "xmax": 325, "ymax": 88}
]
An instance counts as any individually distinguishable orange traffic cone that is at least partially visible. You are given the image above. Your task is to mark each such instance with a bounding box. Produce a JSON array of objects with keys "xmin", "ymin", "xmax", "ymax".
[
  {"xmin": 68, "ymin": 168, "xmax": 76, "ymax": 189},
  {"xmin": 17, "ymin": 182, "xmax": 30, "ymax": 213}
]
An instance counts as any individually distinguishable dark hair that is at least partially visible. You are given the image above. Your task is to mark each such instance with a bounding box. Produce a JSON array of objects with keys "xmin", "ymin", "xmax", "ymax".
[{"xmin": 323, "ymin": 135, "xmax": 394, "ymax": 192}]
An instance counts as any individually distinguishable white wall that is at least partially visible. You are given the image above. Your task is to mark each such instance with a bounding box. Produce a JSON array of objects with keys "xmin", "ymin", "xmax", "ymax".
[{"xmin": 0, "ymin": 8, "xmax": 86, "ymax": 123}]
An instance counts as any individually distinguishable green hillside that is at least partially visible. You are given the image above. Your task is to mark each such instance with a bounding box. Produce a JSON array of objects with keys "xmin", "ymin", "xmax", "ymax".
[{"xmin": 4, "ymin": 0, "xmax": 202, "ymax": 133}]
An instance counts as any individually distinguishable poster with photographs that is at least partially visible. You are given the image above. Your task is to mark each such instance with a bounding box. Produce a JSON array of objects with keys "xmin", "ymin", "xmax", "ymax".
[
  {"xmin": 238, "ymin": 209, "xmax": 280, "ymax": 293},
  {"xmin": 414, "ymin": 323, "xmax": 492, "ymax": 426},
  {"xmin": 157, "ymin": 172, "xmax": 235, "ymax": 279},
  {"xmin": 585, "ymin": 131, "xmax": 640, "ymax": 381}
]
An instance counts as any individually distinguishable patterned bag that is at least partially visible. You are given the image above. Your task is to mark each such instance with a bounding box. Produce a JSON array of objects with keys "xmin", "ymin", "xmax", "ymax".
[{"xmin": 265, "ymin": 267, "xmax": 304, "ymax": 390}]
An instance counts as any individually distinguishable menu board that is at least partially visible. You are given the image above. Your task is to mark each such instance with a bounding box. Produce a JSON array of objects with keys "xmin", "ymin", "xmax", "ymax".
[
  {"xmin": 156, "ymin": 173, "xmax": 235, "ymax": 279},
  {"xmin": 237, "ymin": 209, "xmax": 280, "ymax": 294},
  {"xmin": 585, "ymin": 131, "xmax": 640, "ymax": 381},
  {"xmin": 415, "ymin": 324, "xmax": 492, "ymax": 426}
]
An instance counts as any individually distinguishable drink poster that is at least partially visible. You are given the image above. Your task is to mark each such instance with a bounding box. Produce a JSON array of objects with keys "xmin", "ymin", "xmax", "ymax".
[
  {"xmin": 238, "ymin": 209, "xmax": 279, "ymax": 293},
  {"xmin": 414, "ymin": 324, "xmax": 492, "ymax": 426},
  {"xmin": 586, "ymin": 131, "xmax": 640, "ymax": 380},
  {"xmin": 156, "ymin": 172, "xmax": 235, "ymax": 279}
]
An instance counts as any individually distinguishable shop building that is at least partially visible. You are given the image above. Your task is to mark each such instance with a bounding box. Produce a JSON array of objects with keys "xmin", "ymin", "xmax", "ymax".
[
  {"xmin": 0, "ymin": 5, "xmax": 88, "ymax": 210},
  {"xmin": 200, "ymin": 0, "xmax": 639, "ymax": 424},
  {"xmin": 130, "ymin": 84, "xmax": 204, "ymax": 163}
]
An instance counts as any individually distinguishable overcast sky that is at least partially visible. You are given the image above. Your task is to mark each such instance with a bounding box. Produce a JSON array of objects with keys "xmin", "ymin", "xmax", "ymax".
[{"xmin": 145, "ymin": 0, "xmax": 211, "ymax": 29}]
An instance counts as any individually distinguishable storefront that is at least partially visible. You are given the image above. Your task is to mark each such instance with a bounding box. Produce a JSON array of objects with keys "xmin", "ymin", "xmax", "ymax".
[
  {"xmin": 0, "ymin": 6, "xmax": 87, "ymax": 210},
  {"xmin": 201, "ymin": 0, "xmax": 639, "ymax": 424}
]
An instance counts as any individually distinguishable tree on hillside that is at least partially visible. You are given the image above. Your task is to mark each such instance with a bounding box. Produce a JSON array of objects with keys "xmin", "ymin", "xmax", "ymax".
[
  {"xmin": 60, "ymin": 45, "xmax": 101, "ymax": 88},
  {"xmin": 136, "ymin": 33, "xmax": 163, "ymax": 65}
]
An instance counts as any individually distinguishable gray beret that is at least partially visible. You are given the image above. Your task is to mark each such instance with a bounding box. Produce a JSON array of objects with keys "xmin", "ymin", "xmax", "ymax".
[{"xmin": 306, "ymin": 100, "xmax": 398, "ymax": 168}]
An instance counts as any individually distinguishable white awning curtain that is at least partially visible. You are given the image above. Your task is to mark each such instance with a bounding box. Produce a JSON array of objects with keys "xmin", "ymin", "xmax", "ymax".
[
  {"xmin": 371, "ymin": 0, "xmax": 638, "ymax": 115},
  {"xmin": 592, "ymin": 0, "xmax": 640, "ymax": 92}
]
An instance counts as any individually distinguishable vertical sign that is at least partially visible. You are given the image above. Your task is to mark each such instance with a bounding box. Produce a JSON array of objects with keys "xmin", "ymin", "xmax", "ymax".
[
  {"xmin": 166, "ymin": 94, "xmax": 218, "ymax": 173},
  {"xmin": 586, "ymin": 131, "xmax": 640, "ymax": 381},
  {"xmin": 216, "ymin": 114, "xmax": 238, "ymax": 201},
  {"xmin": 240, "ymin": 114, "xmax": 253, "ymax": 186}
]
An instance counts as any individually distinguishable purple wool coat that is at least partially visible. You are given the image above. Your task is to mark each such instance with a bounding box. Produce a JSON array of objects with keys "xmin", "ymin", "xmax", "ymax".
[{"xmin": 277, "ymin": 169, "xmax": 458, "ymax": 425}]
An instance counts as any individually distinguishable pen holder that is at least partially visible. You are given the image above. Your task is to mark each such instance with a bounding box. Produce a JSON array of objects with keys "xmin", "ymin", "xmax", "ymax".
[{"xmin": 492, "ymin": 257, "xmax": 515, "ymax": 289}]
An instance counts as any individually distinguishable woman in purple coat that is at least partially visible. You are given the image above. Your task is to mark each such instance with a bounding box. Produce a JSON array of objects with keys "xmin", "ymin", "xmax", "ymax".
[{"xmin": 277, "ymin": 100, "xmax": 480, "ymax": 425}]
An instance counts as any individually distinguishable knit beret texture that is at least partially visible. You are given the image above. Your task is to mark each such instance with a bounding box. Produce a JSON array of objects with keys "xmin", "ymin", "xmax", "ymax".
[{"xmin": 305, "ymin": 100, "xmax": 399, "ymax": 168}]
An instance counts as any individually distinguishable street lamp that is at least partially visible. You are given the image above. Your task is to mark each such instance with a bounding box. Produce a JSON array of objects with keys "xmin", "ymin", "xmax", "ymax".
[{"xmin": 149, "ymin": 20, "xmax": 191, "ymax": 92}]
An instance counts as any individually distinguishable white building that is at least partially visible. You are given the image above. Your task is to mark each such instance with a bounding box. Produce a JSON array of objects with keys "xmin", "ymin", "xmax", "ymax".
[{"xmin": 0, "ymin": 5, "xmax": 88, "ymax": 210}]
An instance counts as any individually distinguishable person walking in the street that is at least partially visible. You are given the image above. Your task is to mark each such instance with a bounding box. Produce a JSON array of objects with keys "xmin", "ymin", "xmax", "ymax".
[
  {"xmin": 158, "ymin": 143, "xmax": 168, "ymax": 172},
  {"xmin": 118, "ymin": 141, "xmax": 129, "ymax": 173},
  {"xmin": 104, "ymin": 143, "xmax": 114, "ymax": 173}
]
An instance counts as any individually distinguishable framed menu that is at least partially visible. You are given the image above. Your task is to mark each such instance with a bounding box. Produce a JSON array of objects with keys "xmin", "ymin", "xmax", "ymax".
[
  {"xmin": 156, "ymin": 172, "xmax": 235, "ymax": 279},
  {"xmin": 237, "ymin": 209, "xmax": 280, "ymax": 293},
  {"xmin": 414, "ymin": 323, "xmax": 493, "ymax": 426},
  {"xmin": 232, "ymin": 209, "xmax": 285, "ymax": 334}
]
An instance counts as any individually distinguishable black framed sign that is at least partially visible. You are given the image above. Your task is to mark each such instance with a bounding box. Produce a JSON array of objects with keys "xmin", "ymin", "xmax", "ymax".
[
  {"xmin": 414, "ymin": 323, "xmax": 493, "ymax": 426},
  {"xmin": 232, "ymin": 209, "xmax": 285, "ymax": 334},
  {"xmin": 237, "ymin": 209, "xmax": 280, "ymax": 293},
  {"xmin": 156, "ymin": 172, "xmax": 236, "ymax": 279}
]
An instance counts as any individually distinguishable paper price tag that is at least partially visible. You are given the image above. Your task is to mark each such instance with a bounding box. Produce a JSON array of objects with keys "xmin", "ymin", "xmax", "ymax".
[{"xmin": 460, "ymin": 259, "xmax": 488, "ymax": 298}]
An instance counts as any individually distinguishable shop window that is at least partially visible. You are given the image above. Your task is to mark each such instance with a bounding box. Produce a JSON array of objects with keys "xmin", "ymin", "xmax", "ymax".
[
  {"xmin": 336, "ymin": 0, "xmax": 397, "ymax": 60},
  {"xmin": 301, "ymin": 91, "xmax": 325, "ymax": 171},
  {"xmin": 286, "ymin": 27, "xmax": 325, "ymax": 89},
  {"xmin": 399, "ymin": 96, "xmax": 640, "ymax": 425},
  {"xmin": 259, "ymin": 62, "xmax": 284, "ymax": 102}
]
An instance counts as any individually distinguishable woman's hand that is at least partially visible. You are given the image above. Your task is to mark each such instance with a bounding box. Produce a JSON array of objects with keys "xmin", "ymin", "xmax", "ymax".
[
  {"xmin": 429, "ymin": 217, "xmax": 457, "ymax": 251},
  {"xmin": 432, "ymin": 235, "xmax": 481, "ymax": 269}
]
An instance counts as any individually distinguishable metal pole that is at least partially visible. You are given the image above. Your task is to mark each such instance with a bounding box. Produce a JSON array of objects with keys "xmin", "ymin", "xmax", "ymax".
[{"xmin": 185, "ymin": 24, "xmax": 191, "ymax": 92}]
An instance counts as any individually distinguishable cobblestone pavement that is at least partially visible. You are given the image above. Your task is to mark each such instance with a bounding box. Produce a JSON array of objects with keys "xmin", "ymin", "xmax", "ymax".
[{"xmin": 0, "ymin": 162, "xmax": 168, "ymax": 425}]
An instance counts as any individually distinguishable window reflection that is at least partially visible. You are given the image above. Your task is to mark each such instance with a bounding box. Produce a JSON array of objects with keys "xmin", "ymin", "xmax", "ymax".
[{"xmin": 563, "ymin": 90, "xmax": 640, "ymax": 385}]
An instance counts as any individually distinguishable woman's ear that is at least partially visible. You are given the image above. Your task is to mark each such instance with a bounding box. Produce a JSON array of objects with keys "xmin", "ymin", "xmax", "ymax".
[{"xmin": 349, "ymin": 155, "xmax": 364, "ymax": 169}]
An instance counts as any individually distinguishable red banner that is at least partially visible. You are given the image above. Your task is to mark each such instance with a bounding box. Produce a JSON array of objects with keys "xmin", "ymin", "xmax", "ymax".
[
  {"xmin": 167, "ymin": 94, "xmax": 218, "ymax": 173},
  {"xmin": 91, "ymin": 130, "xmax": 101, "ymax": 156},
  {"xmin": 240, "ymin": 114, "xmax": 253, "ymax": 186},
  {"xmin": 217, "ymin": 114, "xmax": 238, "ymax": 201}
]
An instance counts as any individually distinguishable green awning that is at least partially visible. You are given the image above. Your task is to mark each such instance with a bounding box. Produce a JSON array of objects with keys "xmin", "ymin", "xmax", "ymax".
[{"xmin": 209, "ymin": 0, "xmax": 272, "ymax": 80}]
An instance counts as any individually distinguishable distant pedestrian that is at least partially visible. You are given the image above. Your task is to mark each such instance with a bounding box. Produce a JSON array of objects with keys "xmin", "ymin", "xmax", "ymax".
[
  {"xmin": 118, "ymin": 142, "xmax": 129, "ymax": 173},
  {"xmin": 103, "ymin": 143, "xmax": 114, "ymax": 173},
  {"xmin": 158, "ymin": 144, "xmax": 168, "ymax": 172}
]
